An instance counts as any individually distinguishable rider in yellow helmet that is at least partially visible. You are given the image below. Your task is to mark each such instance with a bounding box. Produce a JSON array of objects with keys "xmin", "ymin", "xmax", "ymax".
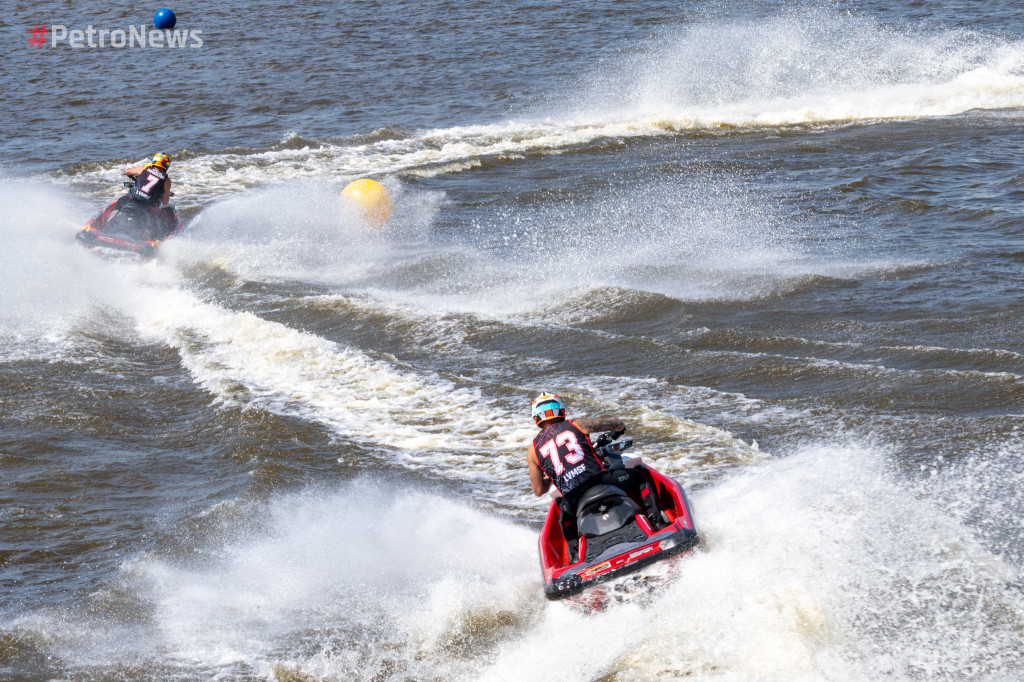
[
  {"xmin": 117, "ymin": 153, "xmax": 175, "ymax": 238},
  {"xmin": 124, "ymin": 153, "xmax": 172, "ymax": 207}
]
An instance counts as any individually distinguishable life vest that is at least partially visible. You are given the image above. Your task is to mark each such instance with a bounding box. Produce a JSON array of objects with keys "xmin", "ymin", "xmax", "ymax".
[
  {"xmin": 532, "ymin": 419, "xmax": 605, "ymax": 496},
  {"xmin": 128, "ymin": 166, "xmax": 168, "ymax": 206}
]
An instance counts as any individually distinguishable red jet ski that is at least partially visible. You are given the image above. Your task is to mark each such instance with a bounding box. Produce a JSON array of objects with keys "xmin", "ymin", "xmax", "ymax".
[
  {"xmin": 76, "ymin": 182, "xmax": 182, "ymax": 259},
  {"xmin": 539, "ymin": 434, "xmax": 701, "ymax": 600}
]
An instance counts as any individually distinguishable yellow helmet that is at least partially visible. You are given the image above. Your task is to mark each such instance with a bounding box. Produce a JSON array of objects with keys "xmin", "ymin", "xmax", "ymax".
[
  {"xmin": 531, "ymin": 393, "xmax": 565, "ymax": 427},
  {"xmin": 151, "ymin": 153, "xmax": 171, "ymax": 169}
]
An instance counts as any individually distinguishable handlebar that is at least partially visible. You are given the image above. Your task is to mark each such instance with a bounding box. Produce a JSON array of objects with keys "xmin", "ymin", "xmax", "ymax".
[
  {"xmin": 593, "ymin": 430, "xmax": 628, "ymax": 449},
  {"xmin": 594, "ymin": 431, "xmax": 634, "ymax": 469}
]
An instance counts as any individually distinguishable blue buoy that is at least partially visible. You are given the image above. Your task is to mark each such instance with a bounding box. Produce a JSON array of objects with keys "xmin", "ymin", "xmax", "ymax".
[{"xmin": 153, "ymin": 8, "xmax": 177, "ymax": 29}]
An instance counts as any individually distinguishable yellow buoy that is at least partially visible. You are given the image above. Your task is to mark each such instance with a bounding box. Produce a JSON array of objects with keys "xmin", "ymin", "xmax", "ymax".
[{"xmin": 340, "ymin": 178, "xmax": 393, "ymax": 228}]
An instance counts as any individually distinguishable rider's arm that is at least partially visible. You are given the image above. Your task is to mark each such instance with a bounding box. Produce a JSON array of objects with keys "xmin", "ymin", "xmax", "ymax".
[
  {"xmin": 572, "ymin": 416, "xmax": 625, "ymax": 435},
  {"xmin": 527, "ymin": 443, "xmax": 551, "ymax": 496},
  {"xmin": 161, "ymin": 176, "xmax": 171, "ymax": 205},
  {"xmin": 125, "ymin": 165, "xmax": 145, "ymax": 177}
]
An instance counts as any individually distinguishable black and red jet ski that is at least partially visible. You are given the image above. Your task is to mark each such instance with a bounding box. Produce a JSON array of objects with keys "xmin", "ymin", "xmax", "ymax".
[
  {"xmin": 539, "ymin": 433, "xmax": 701, "ymax": 600},
  {"xmin": 76, "ymin": 182, "xmax": 182, "ymax": 259}
]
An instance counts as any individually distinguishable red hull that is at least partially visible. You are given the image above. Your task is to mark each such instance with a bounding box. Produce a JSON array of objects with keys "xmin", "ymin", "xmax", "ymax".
[
  {"xmin": 76, "ymin": 197, "xmax": 182, "ymax": 259},
  {"xmin": 539, "ymin": 462, "xmax": 700, "ymax": 599}
]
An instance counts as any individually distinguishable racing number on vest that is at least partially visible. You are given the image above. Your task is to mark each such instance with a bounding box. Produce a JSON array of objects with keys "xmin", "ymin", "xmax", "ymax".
[
  {"xmin": 539, "ymin": 430, "xmax": 586, "ymax": 475},
  {"xmin": 140, "ymin": 174, "xmax": 161, "ymax": 194}
]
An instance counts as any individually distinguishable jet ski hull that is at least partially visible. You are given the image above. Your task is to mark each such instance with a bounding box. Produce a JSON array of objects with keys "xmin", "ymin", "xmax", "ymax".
[
  {"xmin": 539, "ymin": 462, "xmax": 700, "ymax": 600},
  {"xmin": 76, "ymin": 197, "xmax": 182, "ymax": 259}
]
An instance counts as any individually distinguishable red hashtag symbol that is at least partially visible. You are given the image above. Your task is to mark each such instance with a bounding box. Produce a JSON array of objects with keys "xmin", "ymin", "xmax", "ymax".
[{"xmin": 28, "ymin": 25, "xmax": 47, "ymax": 47}]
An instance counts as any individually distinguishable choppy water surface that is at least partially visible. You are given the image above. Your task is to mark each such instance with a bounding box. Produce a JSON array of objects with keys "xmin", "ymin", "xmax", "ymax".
[{"xmin": 2, "ymin": 0, "xmax": 1023, "ymax": 679}]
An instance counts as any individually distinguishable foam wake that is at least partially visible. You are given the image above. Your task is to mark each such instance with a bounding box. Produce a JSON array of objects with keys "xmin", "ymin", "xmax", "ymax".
[
  {"xmin": 55, "ymin": 12, "xmax": 1024, "ymax": 207},
  {"xmin": 479, "ymin": 443, "xmax": 1024, "ymax": 681},
  {"xmin": 126, "ymin": 284, "xmax": 759, "ymax": 504}
]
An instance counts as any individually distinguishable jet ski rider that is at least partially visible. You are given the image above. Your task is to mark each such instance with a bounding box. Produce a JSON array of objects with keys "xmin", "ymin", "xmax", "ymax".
[
  {"xmin": 527, "ymin": 393, "xmax": 632, "ymax": 558},
  {"xmin": 124, "ymin": 153, "xmax": 171, "ymax": 207},
  {"xmin": 116, "ymin": 153, "xmax": 174, "ymax": 237}
]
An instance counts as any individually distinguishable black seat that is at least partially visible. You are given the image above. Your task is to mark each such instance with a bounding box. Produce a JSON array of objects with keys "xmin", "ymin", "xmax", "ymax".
[
  {"xmin": 575, "ymin": 484, "xmax": 629, "ymax": 515},
  {"xmin": 575, "ymin": 483, "xmax": 644, "ymax": 545}
]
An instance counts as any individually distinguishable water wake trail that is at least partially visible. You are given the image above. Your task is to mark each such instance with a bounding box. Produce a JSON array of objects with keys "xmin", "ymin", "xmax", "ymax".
[
  {"xmin": 125, "ymin": 282, "xmax": 759, "ymax": 504},
  {"xmin": 1, "ymin": 483, "xmax": 540, "ymax": 681},
  {"xmin": 131, "ymin": 484, "xmax": 541, "ymax": 679},
  {"xmin": 573, "ymin": 9, "xmax": 1024, "ymax": 129},
  {"xmin": 0, "ymin": 179, "xmax": 179, "ymax": 362},
  {"xmin": 170, "ymin": 171, "xmax": 848, "ymax": 314},
  {"xmin": 11, "ymin": 441, "xmax": 1021, "ymax": 681},
  {"xmin": 55, "ymin": 11, "xmax": 1024, "ymax": 206},
  {"xmin": 0, "ymin": 181, "xmax": 106, "ymax": 335},
  {"xmin": 480, "ymin": 444, "xmax": 1024, "ymax": 681}
]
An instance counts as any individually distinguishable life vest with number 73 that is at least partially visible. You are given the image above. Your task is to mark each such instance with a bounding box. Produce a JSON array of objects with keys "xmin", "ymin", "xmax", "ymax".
[{"xmin": 532, "ymin": 420, "xmax": 605, "ymax": 496}]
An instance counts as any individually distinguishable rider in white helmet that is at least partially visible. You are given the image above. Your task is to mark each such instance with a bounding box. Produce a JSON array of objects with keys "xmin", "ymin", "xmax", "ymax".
[{"xmin": 526, "ymin": 393, "xmax": 626, "ymax": 559}]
